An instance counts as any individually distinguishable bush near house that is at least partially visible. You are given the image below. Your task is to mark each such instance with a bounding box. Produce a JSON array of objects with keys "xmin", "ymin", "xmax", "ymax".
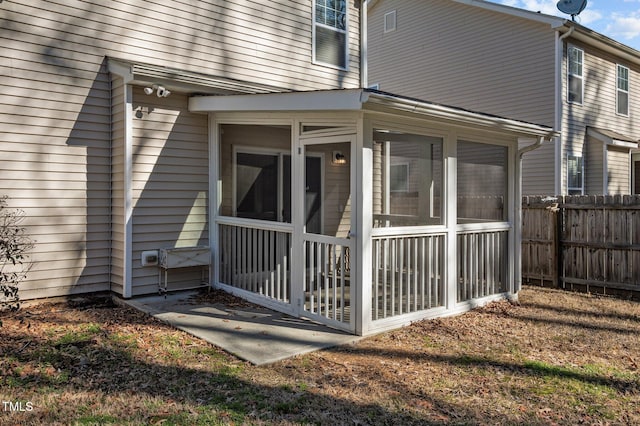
[{"xmin": 0, "ymin": 196, "xmax": 33, "ymax": 319}]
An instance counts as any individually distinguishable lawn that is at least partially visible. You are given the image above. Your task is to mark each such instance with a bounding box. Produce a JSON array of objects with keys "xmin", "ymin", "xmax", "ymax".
[{"xmin": 1, "ymin": 286, "xmax": 639, "ymax": 425}]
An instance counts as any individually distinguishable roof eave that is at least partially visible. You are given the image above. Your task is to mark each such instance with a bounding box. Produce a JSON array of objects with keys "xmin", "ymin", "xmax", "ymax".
[
  {"xmin": 560, "ymin": 24, "xmax": 640, "ymax": 66},
  {"xmin": 189, "ymin": 89, "xmax": 557, "ymax": 139},
  {"xmin": 107, "ymin": 57, "xmax": 287, "ymax": 95}
]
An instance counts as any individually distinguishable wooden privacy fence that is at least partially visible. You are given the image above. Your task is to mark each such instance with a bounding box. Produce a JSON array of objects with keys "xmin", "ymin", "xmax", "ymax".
[{"xmin": 522, "ymin": 195, "xmax": 640, "ymax": 296}]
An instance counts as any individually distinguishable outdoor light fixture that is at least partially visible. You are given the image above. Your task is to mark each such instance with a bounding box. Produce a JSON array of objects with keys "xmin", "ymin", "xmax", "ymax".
[
  {"xmin": 143, "ymin": 84, "xmax": 171, "ymax": 97},
  {"xmin": 332, "ymin": 151, "xmax": 346, "ymax": 165}
]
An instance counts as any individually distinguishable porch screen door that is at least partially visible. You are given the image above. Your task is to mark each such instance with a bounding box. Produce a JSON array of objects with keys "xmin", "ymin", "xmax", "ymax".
[{"xmin": 298, "ymin": 135, "xmax": 355, "ymax": 332}]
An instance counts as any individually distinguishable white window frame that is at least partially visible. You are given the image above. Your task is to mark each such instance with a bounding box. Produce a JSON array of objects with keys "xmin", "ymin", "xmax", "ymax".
[
  {"xmin": 384, "ymin": 10, "xmax": 396, "ymax": 33},
  {"xmin": 616, "ymin": 64, "xmax": 630, "ymax": 117},
  {"xmin": 312, "ymin": 0, "xmax": 349, "ymax": 70},
  {"xmin": 567, "ymin": 153, "xmax": 584, "ymax": 195},
  {"xmin": 567, "ymin": 46, "xmax": 584, "ymax": 105}
]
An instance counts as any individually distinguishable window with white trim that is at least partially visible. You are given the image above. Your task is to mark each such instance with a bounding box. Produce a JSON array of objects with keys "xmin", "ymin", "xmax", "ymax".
[
  {"xmin": 568, "ymin": 46, "xmax": 584, "ymax": 104},
  {"xmin": 313, "ymin": 0, "xmax": 348, "ymax": 69},
  {"xmin": 384, "ymin": 10, "xmax": 396, "ymax": 33},
  {"xmin": 567, "ymin": 154, "xmax": 584, "ymax": 195},
  {"xmin": 617, "ymin": 64, "xmax": 629, "ymax": 116}
]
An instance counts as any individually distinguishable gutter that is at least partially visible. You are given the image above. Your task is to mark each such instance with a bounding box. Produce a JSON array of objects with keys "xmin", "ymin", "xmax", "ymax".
[
  {"xmin": 559, "ymin": 25, "xmax": 575, "ymax": 42},
  {"xmin": 552, "ymin": 26, "xmax": 574, "ymax": 194},
  {"xmin": 514, "ymin": 134, "xmax": 555, "ymax": 296}
]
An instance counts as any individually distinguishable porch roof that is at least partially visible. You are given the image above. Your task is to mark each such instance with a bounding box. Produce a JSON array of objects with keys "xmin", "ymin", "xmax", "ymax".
[
  {"xmin": 188, "ymin": 88, "xmax": 558, "ymax": 139},
  {"xmin": 588, "ymin": 127, "xmax": 639, "ymax": 149}
]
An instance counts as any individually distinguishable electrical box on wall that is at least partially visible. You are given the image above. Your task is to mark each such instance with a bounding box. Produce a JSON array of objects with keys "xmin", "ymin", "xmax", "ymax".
[{"xmin": 141, "ymin": 250, "xmax": 159, "ymax": 267}]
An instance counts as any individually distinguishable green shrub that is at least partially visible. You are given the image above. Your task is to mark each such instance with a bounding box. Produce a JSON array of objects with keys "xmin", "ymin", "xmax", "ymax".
[{"xmin": 1, "ymin": 196, "xmax": 34, "ymax": 318}]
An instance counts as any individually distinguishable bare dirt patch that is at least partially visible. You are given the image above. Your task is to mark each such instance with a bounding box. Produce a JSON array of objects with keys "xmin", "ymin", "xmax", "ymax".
[{"xmin": 1, "ymin": 286, "xmax": 639, "ymax": 425}]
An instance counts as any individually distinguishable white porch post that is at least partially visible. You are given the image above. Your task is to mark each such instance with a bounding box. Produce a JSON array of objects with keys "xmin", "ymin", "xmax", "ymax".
[
  {"xmin": 445, "ymin": 132, "xmax": 458, "ymax": 309},
  {"xmin": 208, "ymin": 114, "xmax": 219, "ymax": 288},
  {"xmin": 355, "ymin": 117, "xmax": 372, "ymax": 335},
  {"xmin": 290, "ymin": 119, "xmax": 305, "ymax": 314}
]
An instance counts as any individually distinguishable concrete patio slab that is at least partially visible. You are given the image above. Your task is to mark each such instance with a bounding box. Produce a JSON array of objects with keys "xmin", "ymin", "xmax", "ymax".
[{"xmin": 119, "ymin": 291, "xmax": 362, "ymax": 365}]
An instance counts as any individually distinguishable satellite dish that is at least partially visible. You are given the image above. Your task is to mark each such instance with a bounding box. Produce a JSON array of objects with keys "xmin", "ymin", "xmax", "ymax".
[{"xmin": 557, "ymin": 0, "xmax": 588, "ymax": 21}]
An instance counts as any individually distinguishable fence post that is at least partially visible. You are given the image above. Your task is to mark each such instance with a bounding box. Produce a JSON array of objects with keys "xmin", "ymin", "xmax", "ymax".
[{"xmin": 555, "ymin": 196, "xmax": 563, "ymax": 289}]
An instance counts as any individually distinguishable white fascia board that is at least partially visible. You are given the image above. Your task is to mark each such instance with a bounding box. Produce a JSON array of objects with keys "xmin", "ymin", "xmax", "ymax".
[
  {"xmin": 189, "ymin": 88, "xmax": 556, "ymax": 139},
  {"xmin": 107, "ymin": 59, "xmax": 134, "ymax": 83},
  {"xmin": 366, "ymin": 92, "xmax": 558, "ymax": 138},
  {"xmin": 610, "ymin": 140, "xmax": 639, "ymax": 149},
  {"xmin": 450, "ymin": 0, "xmax": 565, "ymax": 27},
  {"xmin": 189, "ymin": 89, "xmax": 367, "ymax": 112}
]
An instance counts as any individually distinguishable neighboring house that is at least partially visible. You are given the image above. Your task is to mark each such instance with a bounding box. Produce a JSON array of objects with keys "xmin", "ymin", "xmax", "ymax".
[
  {"xmin": 1, "ymin": 0, "xmax": 554, "ymax": 335},
  {"xmin": 367, "ymin": 0, "xmax": 640, "ymax": 196}
]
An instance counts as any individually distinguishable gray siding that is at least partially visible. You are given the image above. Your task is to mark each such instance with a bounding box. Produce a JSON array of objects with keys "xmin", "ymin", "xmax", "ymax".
[
  {"xmin": 1, "ymin": 0, "xmax": 360, "ymax": 299},
  {"xmin": 607, "ymin": 146, "xmax": 631, "ymax": 194},
  {"xmin": 561, "ymin": 40, "xmax": 640, "ymax": 195},
  {"xmin": 585, "ymin": 137, "xmax": 604, "ymax": 194},
  {"xmin": 368, "ymin": 0, "xmax": 557, "ymax": 195},
  {"xmin": 131, "ymin": 88, "xmax": 209, "ymax": 296},
  {"xmin": 0, "ymin": 63, "xmax": 112, "ymax": 300}
]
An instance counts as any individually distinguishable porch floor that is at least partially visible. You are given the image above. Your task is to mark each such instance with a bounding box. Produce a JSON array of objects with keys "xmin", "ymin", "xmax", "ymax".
[{"xmin": 118, "ymin": 290, "xmax": 362, "ymax": 365}]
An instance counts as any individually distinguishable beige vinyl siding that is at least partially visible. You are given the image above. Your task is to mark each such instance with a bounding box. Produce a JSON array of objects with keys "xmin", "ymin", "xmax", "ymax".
[
  {"xmin": 0, "ymin": 65, "xmax": 112, "ymax": 299},
  {"xmin": 130, "ymin": 88, "xmax": 209, "ymax": 296},
  {"xmin": 561, "ymin": 40, "xmax": 640, "ymax": 195},
  {"xmin": 2, "ymin": 0, "xmax": 360, "ymax": 298},
  {"xmin": 585, "ymin": 136, "xmax": 604, "ymax": 194},
  {"xmin": 368, "ymin": 0, "xmax": 557, "ymax": 195},
  {"xmin": 607, "ymin": 146, "xmax": 631, "ymax": 194},
  {"xmin": 2, "ymin": 0, "xmax": 359, "ymax": 92},
  {"xmin": 110, "ymin": 77, "xmax": 127, "ymax": 296},
  {"xmin": 307, "ymin": 143, "xmax": 351, "ymax": 238}
]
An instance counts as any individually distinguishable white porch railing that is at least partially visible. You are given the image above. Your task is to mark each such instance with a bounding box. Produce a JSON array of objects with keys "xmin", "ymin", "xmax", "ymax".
[
  {"xmin": 303, "ymin": 235, "xmax": 351, "ymax": 324},
  {"xmin": 457, "ymin": 228, "xmax": 508, "ymax": 302},
  {"xmin": 372, "ymin": 233, "xmax": 445, "ymax": 320},
  {"xmin": 218, "ymin": 221, "xmax": 292, "ymax": 303}
]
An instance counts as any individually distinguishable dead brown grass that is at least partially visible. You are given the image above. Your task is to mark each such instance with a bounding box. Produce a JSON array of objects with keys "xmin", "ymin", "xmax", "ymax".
[{"xmin": 1, "ymin": 286, "xmax": 639, "ymax": 425}]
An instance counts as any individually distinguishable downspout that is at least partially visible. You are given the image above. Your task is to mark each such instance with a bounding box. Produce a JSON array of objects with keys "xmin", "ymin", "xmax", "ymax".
[
  {"xmin": 555, "ymin": 25, "xmax": 575, "ymax": 195},
  {"xmin": 514, "ymin": 135, "xmax": 555, "ymax": 296},
  {"xmin": 360, "ymin": 0, "xmax": 369, "ymax": 87}
]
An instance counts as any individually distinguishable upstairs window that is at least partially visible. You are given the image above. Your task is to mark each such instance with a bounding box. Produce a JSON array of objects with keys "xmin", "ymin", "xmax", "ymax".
[
  {"xmin": 313, "ymin": 0, "xmax": 348, "ymax": 69},
  {"xmin": 617, "ymin": 64, "xmax": 629, "ymax": 116},
  {"xmin": 567, "ymin": 154, "xmax": 584, "ymax": 195},
  {"xmin": 568, "ymin": 46, "xmax": 584, "ymax": 104},
  {"xmin": 384, "ymin": 10, "xmax": 397, "ymax": 33}
]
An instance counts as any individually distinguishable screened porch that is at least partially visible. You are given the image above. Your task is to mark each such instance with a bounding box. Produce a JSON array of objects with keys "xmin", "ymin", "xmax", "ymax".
[{"xmin": 189, "ymin": 89, "xmax": 555, "ymax": 335}]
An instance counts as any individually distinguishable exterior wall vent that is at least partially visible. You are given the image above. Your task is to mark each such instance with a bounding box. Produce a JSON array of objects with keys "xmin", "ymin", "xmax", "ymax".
[{"xmin": 141, "ymin": 250, "xmax": 159, "ymax": 267}]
